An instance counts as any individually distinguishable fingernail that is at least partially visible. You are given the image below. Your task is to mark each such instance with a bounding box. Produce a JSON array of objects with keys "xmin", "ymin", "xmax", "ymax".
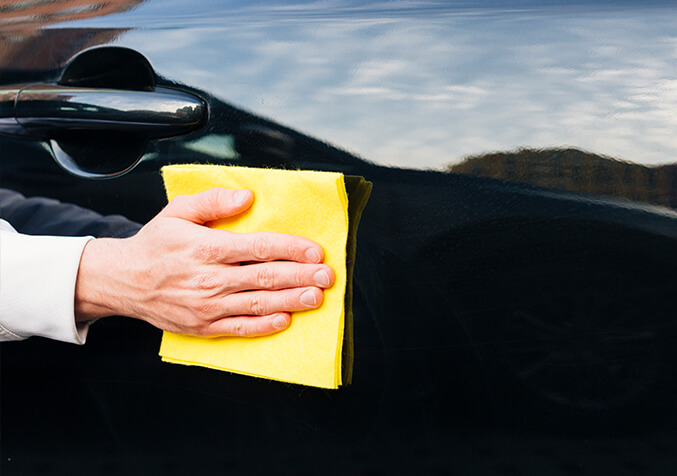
[
  {"xmin": 234, "ymin": 189, "xmax": 251, "ymax": 205},
  {"xmin": 273, "ymin": 314, "xmax": 289, "ymax": 329},
  {"xmin": 313, "ymin": 269, "xmax": 331, "ymax": 287},
  {"xmin": 300, "ymin": 290, "xmax": 317, "ymax": 307},
  {"xmin": 305, "ymin": 248, "xmax": 322, "ymax": 263}
]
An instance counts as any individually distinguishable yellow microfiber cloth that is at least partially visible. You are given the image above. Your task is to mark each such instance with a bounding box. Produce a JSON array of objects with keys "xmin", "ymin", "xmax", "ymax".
[{"xmin": 159, "ymin": 164, "xmax": 371, "ymax": 389}]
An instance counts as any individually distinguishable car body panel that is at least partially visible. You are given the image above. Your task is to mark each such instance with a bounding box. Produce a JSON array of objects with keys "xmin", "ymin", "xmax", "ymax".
[{"xmin": 2, "ymin": 1, "xmax": 677, "ymax": 474}]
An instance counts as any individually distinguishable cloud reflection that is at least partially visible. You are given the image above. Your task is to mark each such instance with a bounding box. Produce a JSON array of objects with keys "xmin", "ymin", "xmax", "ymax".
[{"xmin": 110, "ymin": 2, "xmax": 677, "ymax": 169}]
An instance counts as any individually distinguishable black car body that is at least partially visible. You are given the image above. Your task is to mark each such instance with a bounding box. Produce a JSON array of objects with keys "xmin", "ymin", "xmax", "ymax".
[{"xmin": 2, "ymin": 1, "xmax": 677, "ymax": 474}]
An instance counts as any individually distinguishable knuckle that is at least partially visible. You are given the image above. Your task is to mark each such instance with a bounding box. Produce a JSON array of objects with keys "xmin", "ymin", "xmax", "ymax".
[
  {"xmin": 250, "ymin": 236, "xmax": 271, "ymax": 261},
  {"xmin": 191, "ymin": 242, "xmax": 219, "ymax": 262},
  {"xmin": 204, "ymin": 187, "xmax": 226, "ymax": 211},
  {"xmin": 169, "ymin": 194, "xmax": 189, "ymax": 208},
  {"xmin": 195, "ymin": 300, "xmax": 215, "ymax": 318},
  {"xmin": 232, "ymin": 321, "xmax": 248, "ymax": 337},
  {"xmin": 186, "ymin": 297, "xmax": 217, "ymax": 323},
  {"xmin": 256, "ymin": 266, "xmax": 275, "ymax": 289},
  {"xmin": 184, "ymin": 314, "xmax": 208, "ymax": 335},
  {"xmin": 287, "ymin": 242, "xmax": 301, "ymax": 261},
  {"xmin": 190, "ymin": 272, "xmax": 220, "ymax": 291},
  {"xmin": 248, "ymin": 295, "xmax": 266, "ymax": 315},
  {"xmin": 284, "ymin": 293, "xmax": 295, "ymax": 309}
]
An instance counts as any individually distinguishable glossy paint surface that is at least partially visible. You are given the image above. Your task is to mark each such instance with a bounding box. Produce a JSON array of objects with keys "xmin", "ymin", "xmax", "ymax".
[
  {"xmin": 50, "ymin": 0, "xmax": 677, "ymax": 169},
  {"xmin": 2, "ymin": 1, "xmax": 677, "ymax": 475}
]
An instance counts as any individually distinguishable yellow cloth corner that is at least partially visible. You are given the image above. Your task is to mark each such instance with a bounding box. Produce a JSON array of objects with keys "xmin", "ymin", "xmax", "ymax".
[{"xmin": 159, "ymin": 164, "xmax": 349, "ymax": 389}]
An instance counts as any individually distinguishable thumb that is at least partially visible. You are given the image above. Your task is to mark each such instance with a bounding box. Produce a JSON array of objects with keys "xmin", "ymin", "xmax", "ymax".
[{"xmin": 160, "ymin": 187, "xmax": 253, "ymax": 224}]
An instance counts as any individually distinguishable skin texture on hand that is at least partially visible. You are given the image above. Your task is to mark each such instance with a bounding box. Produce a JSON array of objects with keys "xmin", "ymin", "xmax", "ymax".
[{"xmin": 74, "ymin": 187, "xmax": 335, "ymax": 337}]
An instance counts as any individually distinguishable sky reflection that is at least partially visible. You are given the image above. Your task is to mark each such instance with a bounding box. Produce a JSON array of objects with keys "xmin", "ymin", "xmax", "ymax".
[{"xmin": 64, "ymin": 1, "xmax": 677, "ymax": 169}]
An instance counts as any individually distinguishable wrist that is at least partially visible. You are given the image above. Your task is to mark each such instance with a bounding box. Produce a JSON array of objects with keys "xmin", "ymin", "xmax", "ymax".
[{"xmin": 74, "ymin": 238, "xmax": 122, "ymax": 321}]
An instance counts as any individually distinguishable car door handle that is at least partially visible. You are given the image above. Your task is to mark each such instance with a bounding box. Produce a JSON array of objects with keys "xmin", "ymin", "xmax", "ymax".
[{"xmin": 0, "ymin": 83, "xmax": 206, "ymax": 140}]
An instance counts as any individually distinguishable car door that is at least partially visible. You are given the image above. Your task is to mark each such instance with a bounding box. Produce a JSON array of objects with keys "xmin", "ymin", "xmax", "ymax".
[{"xmin": 2, "ymin": 1, "xmax": 677, "ymax": 474}]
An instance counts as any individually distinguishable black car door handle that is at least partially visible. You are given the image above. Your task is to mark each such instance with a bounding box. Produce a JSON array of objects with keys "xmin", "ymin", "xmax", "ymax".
[{"xmin": 0, "ymin": 83, "xmax": 206, "ymax": 140}]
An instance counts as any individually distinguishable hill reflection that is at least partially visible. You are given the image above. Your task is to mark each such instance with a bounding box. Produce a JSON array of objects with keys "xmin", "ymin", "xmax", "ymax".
[{"xmin": 449, "ymin": 148, "xmax": 677, "ymax": 210}]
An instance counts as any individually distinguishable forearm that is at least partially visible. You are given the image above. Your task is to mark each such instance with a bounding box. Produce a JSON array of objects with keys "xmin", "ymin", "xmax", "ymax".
[
  {"xmin": 0, "ymin": 188, "xmax": 141, "ymax": 238},
  {"xmin": 0, "ymin": 189, "xmax": 141, "ymax": 343}
]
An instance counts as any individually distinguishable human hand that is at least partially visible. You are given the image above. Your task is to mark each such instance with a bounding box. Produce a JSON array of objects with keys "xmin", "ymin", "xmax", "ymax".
[{"xmin": 74, "ymin": 187, "xmax": 335, "ymax": 337}]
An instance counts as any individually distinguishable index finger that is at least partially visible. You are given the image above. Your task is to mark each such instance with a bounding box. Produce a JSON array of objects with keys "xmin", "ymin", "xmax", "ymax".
[{"xmin": 213, "ymin": 230, "xmax": 325, "ymax": 264}]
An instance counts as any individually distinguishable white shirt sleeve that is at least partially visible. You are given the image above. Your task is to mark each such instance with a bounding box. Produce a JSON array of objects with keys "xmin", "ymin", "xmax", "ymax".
[{"xmin": 0, "ymin": 218, "xmax": 92, "ymax": 344}]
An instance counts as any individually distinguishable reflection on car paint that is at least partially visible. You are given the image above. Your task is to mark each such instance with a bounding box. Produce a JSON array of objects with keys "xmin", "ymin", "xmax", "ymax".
[
  {"xmin": 450, "ymin": 148, "xmax": 677, "ymax": 211},
  {"xmin": 3, "ymin": 0, "xmax": 677, "ymax": 474},
  {"xmin": 182, "ymin": 134, "xmax": 240, "ymax": 161}
]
